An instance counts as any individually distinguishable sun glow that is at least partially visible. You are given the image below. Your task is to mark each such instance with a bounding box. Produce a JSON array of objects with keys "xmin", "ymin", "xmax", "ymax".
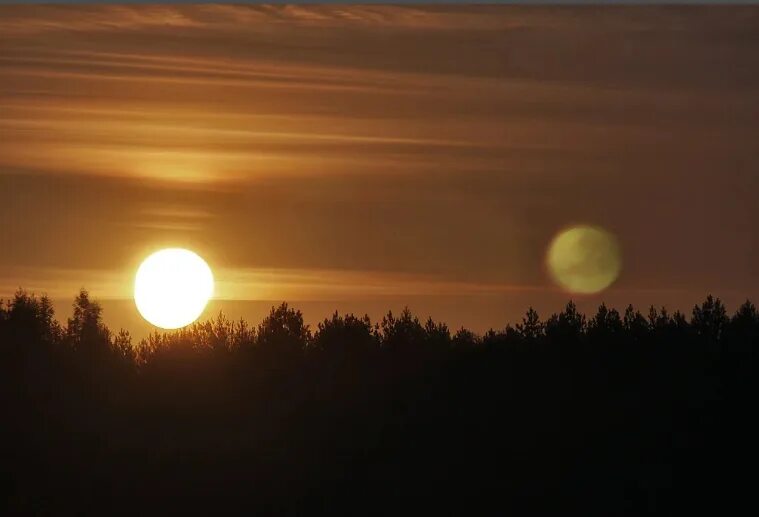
[{"xmin": 134, "ymin": 248, "xmax": 214, "ymax": 329}]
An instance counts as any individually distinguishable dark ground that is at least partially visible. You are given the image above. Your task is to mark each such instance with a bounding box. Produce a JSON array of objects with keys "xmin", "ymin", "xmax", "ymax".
[{"xmin": 2, "ymin": 292, "xmax": 758, "ymax": 515}]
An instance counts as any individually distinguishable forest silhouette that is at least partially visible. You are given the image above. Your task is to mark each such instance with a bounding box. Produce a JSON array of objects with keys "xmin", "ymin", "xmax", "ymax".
[{"xmin": 2, "ymin": 288, "xmax": 758, "ymax": 514}]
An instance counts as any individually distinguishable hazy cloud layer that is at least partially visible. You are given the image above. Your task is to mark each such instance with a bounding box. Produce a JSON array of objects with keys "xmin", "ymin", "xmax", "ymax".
[{"xmin": 1, "ymin": 5, "xmax": 757, "ymax": 330}]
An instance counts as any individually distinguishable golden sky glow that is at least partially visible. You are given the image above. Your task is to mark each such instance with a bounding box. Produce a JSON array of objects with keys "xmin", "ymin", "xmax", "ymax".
[{"xmin": 1, "ymin": 5, "xmax": 757, "ymax": 334}]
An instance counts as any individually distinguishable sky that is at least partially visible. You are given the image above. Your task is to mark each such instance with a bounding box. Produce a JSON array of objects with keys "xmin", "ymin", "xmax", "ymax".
[{"xmin": 1, "ymin": 5, "xmax": 757, "ymax": 336}]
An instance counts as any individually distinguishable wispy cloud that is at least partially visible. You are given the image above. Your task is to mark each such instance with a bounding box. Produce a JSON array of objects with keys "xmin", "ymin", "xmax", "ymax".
[
  {"xmin": 0, "ymin": 5, "xmax": 570, "ymax": 35},
  {"xmin": 0, "ymin": 265, "xmax": 547, "ymax": 303},
  {"xmin": 0, "ymin": 5, "xmax": 757, "ymax": 330}
]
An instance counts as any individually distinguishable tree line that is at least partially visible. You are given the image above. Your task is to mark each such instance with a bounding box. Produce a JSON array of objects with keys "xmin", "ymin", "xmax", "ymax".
[
  {"xmin": 2, "ymin": 288, "xmax": 757, "ymax": 364},
  {"xmin": 2, "ymin": 288, "xmax": 758, "ymax": 515}
]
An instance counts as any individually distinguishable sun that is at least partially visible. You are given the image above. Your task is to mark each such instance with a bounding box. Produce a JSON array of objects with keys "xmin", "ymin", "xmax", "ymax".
[{"xmin": 134, "ymin": 248, "xmax": 214, "ymax": 329}]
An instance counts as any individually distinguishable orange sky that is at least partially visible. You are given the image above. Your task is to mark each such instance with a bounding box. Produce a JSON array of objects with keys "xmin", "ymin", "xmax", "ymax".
[{"xmin": 1, "ymin": 5, "xmax": 757, "ymax": 336}]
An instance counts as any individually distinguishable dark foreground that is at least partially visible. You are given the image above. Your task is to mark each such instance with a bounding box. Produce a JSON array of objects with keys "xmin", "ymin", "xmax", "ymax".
[{"xmin": 2, "ymin": 290, "xmax": 758, "ymax": 515}]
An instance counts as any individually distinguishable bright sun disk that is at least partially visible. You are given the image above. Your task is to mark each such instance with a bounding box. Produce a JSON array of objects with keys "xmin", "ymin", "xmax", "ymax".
[{"xmin": 134, "ymin": 248, "xmax": 214, "ymax": 329}]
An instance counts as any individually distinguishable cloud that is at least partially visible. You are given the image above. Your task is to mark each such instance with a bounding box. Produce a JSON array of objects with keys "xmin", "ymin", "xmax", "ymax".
[
  {"xmin": 0, "ymin": 5, "xmax": 574, "ymax": 35},
  {"xmin": 0, "ymin": 263, "xmax": 547, "ymax": 303},
  {"xmin": 0, "ymin": 4, "xmax": 757, "ymax": 311}
]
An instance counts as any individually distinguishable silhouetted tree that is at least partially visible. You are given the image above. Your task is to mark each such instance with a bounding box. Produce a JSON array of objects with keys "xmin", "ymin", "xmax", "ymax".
[
  {"xmin": 587, "ymin": 303, "xmax": 623, "ymax": 342},
  {"xmin": 692, "ymin": 295, "xmax": 729, "ymax": 342},
  {"xmin": 66, "ymin": 288, "xmax": 110, "ymax": 357},
  {"xmin": 424, "ymin": 317, "xmax": 451, "ymax": 349},
  {"xmin": 729, "ymin": 300, "xmax": 759, "ymax": 340},
  {"xmin": 2, "ymin": 290, "xmax": 61, "ymax": 354},
  {"xmin": 623, "ymin": 304, "xmax": 649, "ymax": 341},
  {"xmin": 545, "ymin": 300, "xmax": 585, "ymax": 343},
  {"xmin": 256, "ymin": 302, "xmax": 310, "ymax": 355},
  {"xmin": 482, "ymin": 325, "xmax": 519, "ymax": 348},
  {"xmin": 724, "ymin": 300, "xmax": 759, "ymax": 382},
  {"xmin": 516, "ymin": 307, "xmax": 544, "ymax": 342},
  {"xmin": 380, "ymin": 307, "xmax": 426, "ymax": 352},
  {"xmin": 312, "ymin": 312, "xmax": 377, "ymax": 357},
  {"xmin": 112, "ymin": 329, "xmax": 135, "ymax": 363},
  {"xmin": 451, "ymin": 327, "xmax": 479, "ymax": 349},
  {"xmin": 136, "ymin": 330, "xmax": 169, "ymax": 366}
]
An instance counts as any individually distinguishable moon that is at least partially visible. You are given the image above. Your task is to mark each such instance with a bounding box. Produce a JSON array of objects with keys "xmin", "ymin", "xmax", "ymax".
[
  {"xmin": 134, "ymin": 248, "xmax": 214, "ymax": 329},
  {"xmin": 546, "ymin": 225, "xmax": 621, "ymax": 294}
]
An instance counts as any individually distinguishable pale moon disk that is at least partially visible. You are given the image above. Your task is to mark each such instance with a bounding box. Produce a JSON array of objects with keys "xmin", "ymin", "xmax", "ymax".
[
  {"xmin": 547, "ymin": 225, "xmax": 621, "ymax": 294},
  {"xmin": 134, "ymin": 248, "xmax": 214, "ymax": 329}
]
